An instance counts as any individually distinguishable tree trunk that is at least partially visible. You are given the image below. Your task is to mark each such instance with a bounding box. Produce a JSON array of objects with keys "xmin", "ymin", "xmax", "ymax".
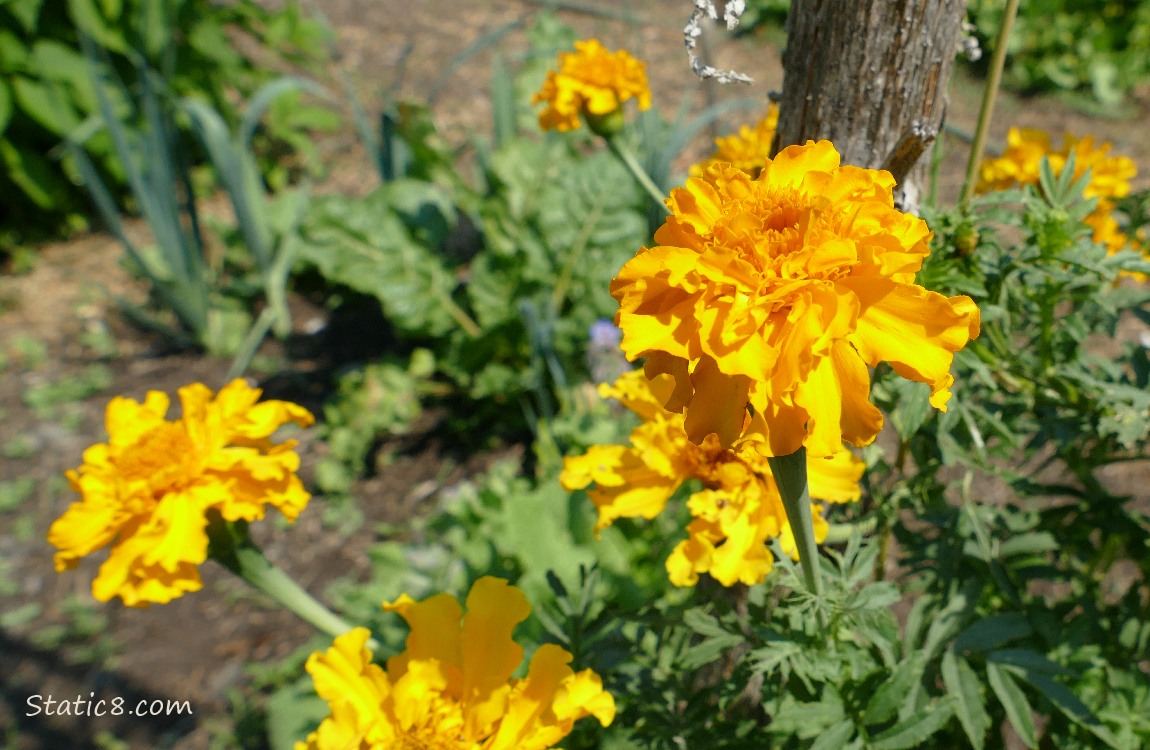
[{"xmin": 772, "ymin": 0, "xmax": 968, "ymax": 211}]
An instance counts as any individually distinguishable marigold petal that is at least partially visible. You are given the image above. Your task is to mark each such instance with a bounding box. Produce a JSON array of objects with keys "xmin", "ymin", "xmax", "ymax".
[
  {"xmin": 842, "ymin": 277, "xmax": 979, "ymax": 409},
  {"xmin": 383, "ymin": 592, "xmax": 463, "ymax": 681},
  {"xmin": 807, "ymin": 449, "xmax": 865, "ymax": 504},
  {"xmin": 460, "ymin": 576, "xmax": 531, "ymax": 736},
  {"xmin": 683, "ymin": 357, "xmax": 750, "ymax": 446},
  {"xmin": 831, "ymin": 339, "xmax": 884, "ymax": 447}
]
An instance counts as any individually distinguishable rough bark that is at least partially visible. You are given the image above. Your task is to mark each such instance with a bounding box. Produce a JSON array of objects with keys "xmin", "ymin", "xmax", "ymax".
[{"xmin": 772, "ymin": 0, "xmax": 968, "ymax": 210}]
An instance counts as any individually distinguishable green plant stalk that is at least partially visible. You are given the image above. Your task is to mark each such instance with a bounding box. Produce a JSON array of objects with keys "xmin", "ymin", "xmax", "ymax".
[
  {"xmin": 767, "ymin": 448, "xmax": 823, "ymax": 597},
  {"xmin": 606, "ymin": 135, "xmax": 670, "ymax": 212},
  {"xmin": 206, "ymin": 515, "xmax": 376, "ymax": 649},
  {"xmin": 959, "ymin": 0, "xmax": 1022, "ymax": 208}
]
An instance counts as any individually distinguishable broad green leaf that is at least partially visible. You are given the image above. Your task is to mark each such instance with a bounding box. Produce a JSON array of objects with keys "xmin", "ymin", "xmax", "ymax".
[
  {"xmin": 864, "ymin": 652, "xmax": 926, "ymax": 727},
  {"xmin": 298, "ymin": 188, "xmax": 465, "ymax": 337},
  {"xmin": 941, "ymin": 650, "xmax": 990, "ymax": 750},
  {"xmin": 0, "ymin": 137, "xmax": 59, "ymax": 207},
  {"xmin": 869, "ymin": 700, "xmax": 954, "ymax": 750},
  {"xmin": 67, "ymin": 0, "xmax": 128, "ymax": 53},
  {"xmin": 11, "ymin": 75, "xmax": 79, "ymax": 133},
  {"xmin": 5, "ymin": 0, "xmax": 43, "ymax": 32},
  {"xmin": 952, "ymin": 613, "xmax": 1033, "ymax": 654},
  {"xmin": 987, "ymin": 648, "xmax": 1067, "ymax": 676},
  {"xmin": 987, "ymin": 662, "xmax": 1037, "ymax": 748},
  {"xmin": 264, "ymin": 677, "xmax": 330, "ymax": 750}
]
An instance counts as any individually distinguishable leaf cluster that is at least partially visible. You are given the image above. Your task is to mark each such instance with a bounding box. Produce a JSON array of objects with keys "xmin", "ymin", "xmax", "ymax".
[{"xmin": 0, "ymin": 0, "xmax": 330, "ymax": 249}]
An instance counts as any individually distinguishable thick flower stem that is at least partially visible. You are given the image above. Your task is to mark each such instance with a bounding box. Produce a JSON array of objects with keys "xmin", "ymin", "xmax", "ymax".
[
  {"xmin": 959, "ymin": 0, "xmax": 1022, "ymax": 208},
  {"xmin": 767, "ymin": 448, "xmax": 823, "ymax": 597},
  {"xmin": 605, "ymin": 135, "xmax": 670, "ymax": 213},
  {"xmin": 207, "ymin": 516, "xmax": 376, "ymax": 649}
]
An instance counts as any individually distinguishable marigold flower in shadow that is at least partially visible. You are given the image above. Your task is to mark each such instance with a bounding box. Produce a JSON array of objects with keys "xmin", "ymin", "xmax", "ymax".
[
  {"xmin": 297, "ymin": 576, "xmax": 615, "ymax": 750},
  {"xmin": 560, "ymin": 371, "xmax": 864, "ymax": 587},
  {"xmin": 978, "ymin": 127, "xmax": 1141, "ymax": 258},
  {"xmin": 691, "ymin": 102, "xmax": 780, "ymax": 178},
  {"xmin": 611, "ymin": 141, "xmax": 980, "ymax": 457},
  {"xmin": 48, "ymin": 379, "xmax": 313, "ymax": 607},
  {"xmin": 532, "ymin": 39, "xmax": 651, "ymax": 135}
]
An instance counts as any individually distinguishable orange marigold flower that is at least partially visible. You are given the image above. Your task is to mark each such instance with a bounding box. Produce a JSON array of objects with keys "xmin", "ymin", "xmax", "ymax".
[
  {"xmin": 560, "ymin": 371, "xmax": 864, "ymax": 587},
  {"xmin": 48, "ymin": 379, "xmax": 314, "ymax": 607},
  {"xmin": 297, "ymin": 577, "xmax": 615, "ymax": 750},
  {"xmin": 611, "ymin": 140, "xmax": 980, "ymax": 457},
  {"xmin": 691, "ymin": 102, "xmax": 780, "ymax": 178},
  {"xmin": 532, "ymin": 39, "xmax": 651, "ymax": 135},
  {"xmin": 977, "ymin": 127, "xmax": 1141, "ymax": 260}
]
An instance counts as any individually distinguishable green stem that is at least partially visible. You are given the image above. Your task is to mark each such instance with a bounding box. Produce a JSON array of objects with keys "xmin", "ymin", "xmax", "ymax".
[
  {"xmin": 767, "ymin": 448, "xmax": 823, "ymax": 597},
  {"xmin": 606, "ymin": 135, "xmax": 670, "ymax": 212},
  {"xmin": 206, "ymin": 515, "xmax": 376, "ymax": 649},
  {"xmin": 958, "ymin": 0, "xmax": 1022, "ymax": 208},
  {"xmin": 226, "ymin": 306, "xmax": 277, "ymax": 381}
]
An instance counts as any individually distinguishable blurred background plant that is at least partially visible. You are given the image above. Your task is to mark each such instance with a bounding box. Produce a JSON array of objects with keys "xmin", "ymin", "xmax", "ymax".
[
  {"xmin": 0, "ymin": 0, "xmax": 330, "ymax": 266},
  {"xmin": 3, "ymin": 2, "xmax": 1150, "ymax": 749},
  {"xmin": 738, "ymin": 0, "xmax": 1150, "ymax": 108}
]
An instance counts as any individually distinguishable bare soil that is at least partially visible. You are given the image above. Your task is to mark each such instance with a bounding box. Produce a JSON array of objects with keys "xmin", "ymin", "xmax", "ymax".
[{"xmin": 1, "ymin": 2, "xmax": 1148, "ymax": 748}]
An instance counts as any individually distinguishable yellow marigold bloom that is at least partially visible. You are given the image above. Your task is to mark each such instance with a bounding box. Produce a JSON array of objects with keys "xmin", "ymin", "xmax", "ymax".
[
  {"xmin": 560, "ymin": 371, "xmax": 864, "ymax": 587},
  {"xmin": 690, "ymin": 102, "xmax": 780, "ymax": 178},
  {"xmin": 611, "ymin": 141, "xmax": 980, "ymax": 457},
  {"xmin": 297, "ymin": 576, "xmax": 615, "ymax": 750},
  {"xmin": 532, "ymin": 39, "xmax": 651, "ymax": 135},
  {"xmin": 977, "ymin": 127, "xmax": 1141, "ymax": 260},
  {"xmin": 48, "ymin": 379, "xmax": 314, "ymax": 607}
]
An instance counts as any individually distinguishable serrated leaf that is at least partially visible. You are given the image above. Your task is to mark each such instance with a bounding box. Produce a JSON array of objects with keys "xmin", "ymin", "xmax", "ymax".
[
  {"xmin": 864, "ymin": 653, "xmax": 926, "ymax": 727},
  {"xmin": 987, "ymin": 661, "xmax": 1037, "ymax": 748},
  {"xmin": 941, "ymin": 650, "xmax": 990, "ymax": 750},
  {"xmin": 868, "ymin": 699, "xmax": 954, "ymax": 750}
]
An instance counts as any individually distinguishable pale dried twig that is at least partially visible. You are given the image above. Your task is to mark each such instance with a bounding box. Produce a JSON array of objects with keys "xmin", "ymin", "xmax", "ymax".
[{"xmin": 684, "ymin": 0, "xmax": 753, "ymax": 85}]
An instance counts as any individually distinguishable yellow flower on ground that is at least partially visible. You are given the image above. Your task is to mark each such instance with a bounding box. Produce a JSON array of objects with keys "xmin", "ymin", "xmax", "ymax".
[
  {"xmin": 48, "ymin": 379, "xmax": 314, "ymax": 607},
  {"xmin": 977, "ymin": 127, "xmax": 1141, "ymax": 258},
  {"xmin": 297, "ymin": 576, "xmax": 615, "ymax": 750},
  {"xmin": 611, "ymin": 141, "xmax": 980, "ymax": 457},
  {"xmin": 533, "ymin": 39, "xmax": 651, "ymax": 135},
  {"xmin": 560, "ymin": 371, "xmax": 864, "ymax": 587},
  {"xmin": 691, "ymin": 102, "xmax": 780, "ymax": 178}
]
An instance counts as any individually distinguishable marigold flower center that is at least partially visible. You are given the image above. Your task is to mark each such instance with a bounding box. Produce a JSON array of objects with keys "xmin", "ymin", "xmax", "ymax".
[
  {"xmin": 398, "ymin": 733, "xmax": 467, "ymax": 750},
  {"xmin": 115, "ymin": 422, "xmax": 197, "ymax": 493}
]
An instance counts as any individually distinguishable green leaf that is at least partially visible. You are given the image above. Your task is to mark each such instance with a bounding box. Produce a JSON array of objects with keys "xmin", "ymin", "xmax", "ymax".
[
  {"xmin": 67, "ymin": 0, "xmax": 128, "ymax": 53},
  {"xmin": 5, "ymin": 0, "xmax": 43, "ymax": 33},
  {"xmin": 868, "ymin": 700, "xmax": 954, "ymax": 750},
  {"xmin": 264, "ymin": 677, "xmax": 330, "ymax": 750},
  {"xmin": 810, "ymin": 718, "xmax": 856, "ymax": 750},
  {"xmin": 0, "ymin": 80, "xmax": 11, "ymax": 134},
  {"xmin": 952, "ymin": 613, "xmax": 1033, "ymax": 654},
  {"xmin": 298, "ymin": 187, "xmax": 464, "ymax": 337},
  {"xmin": 941, "ymin": 650, "xmax": 990, "ymax": 750},
  {"xmin": 0, "ymin": 137, "xmax": 60, "ymax": 207},
  {"xmin": 987, "ymin": 648, "xmax": 1067, "ymax": 677},
  {"xmin": 12, "ymin": 75, "xmax": 80, "ymax": 133},
  {"xmin": 864, "ymin": 653, "xmax": 926, "ymax": 727},
  {"xmin": 987, "ymin": 662, "xmax": 1037, "ymax": 748}
]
